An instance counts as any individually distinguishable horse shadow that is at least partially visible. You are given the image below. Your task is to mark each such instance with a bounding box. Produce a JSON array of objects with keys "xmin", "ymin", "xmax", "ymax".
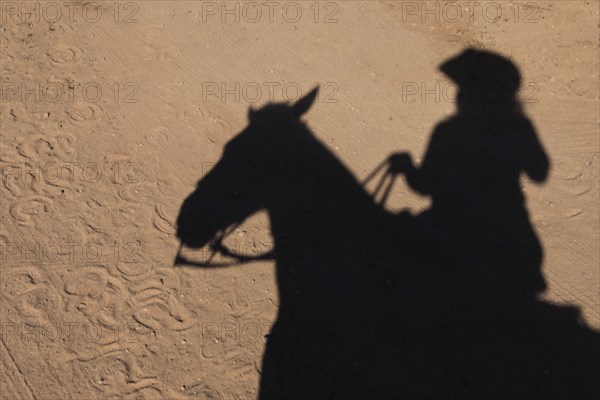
[{"xmin": 175, "ymin": 49, "xmax": 599, "ymax": 399}]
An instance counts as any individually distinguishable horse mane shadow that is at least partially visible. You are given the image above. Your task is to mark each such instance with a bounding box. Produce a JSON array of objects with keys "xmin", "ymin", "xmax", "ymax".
[{"xmin": 175, "ymin": 53, "xmax": 599, "ymax": 399}]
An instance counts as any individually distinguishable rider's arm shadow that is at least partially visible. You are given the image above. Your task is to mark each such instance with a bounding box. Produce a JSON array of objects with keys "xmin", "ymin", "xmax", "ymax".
[
  {"xmin": 401, "ymin": 124, "xmax": 449, "ymax": 196},
  {"xmin": 515, "ymin": 119, "xmax": 550, "ymax": 183}
]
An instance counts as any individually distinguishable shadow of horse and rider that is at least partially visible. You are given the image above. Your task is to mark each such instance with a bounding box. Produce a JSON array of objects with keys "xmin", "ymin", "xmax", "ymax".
[{"xmin": 175, "ymin": 49, "xmax": 599, "ymax": 399}]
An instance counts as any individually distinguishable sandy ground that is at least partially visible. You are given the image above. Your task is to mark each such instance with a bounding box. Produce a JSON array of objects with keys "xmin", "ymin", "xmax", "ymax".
[{"xmin": 0, "ymin": 1, "xmax": 598, "ymax": 399}]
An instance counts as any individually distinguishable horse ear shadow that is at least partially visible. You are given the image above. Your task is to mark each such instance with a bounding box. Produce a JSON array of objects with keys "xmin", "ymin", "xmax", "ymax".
[
  {"xmin": 290, "ymin": 86, "xmax": 319, "ymax": 117},
  {"xmin": 248, "ymin": 106, "xmax": 257, "ymax": 121}
]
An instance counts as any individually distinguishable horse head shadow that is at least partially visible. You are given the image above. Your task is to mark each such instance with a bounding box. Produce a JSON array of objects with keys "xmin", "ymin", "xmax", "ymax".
[{"xmin": 176, "ymin": 87, "xmax": 390, "ymax": 251}]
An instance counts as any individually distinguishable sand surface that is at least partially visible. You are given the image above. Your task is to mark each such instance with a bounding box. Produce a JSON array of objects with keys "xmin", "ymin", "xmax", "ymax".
[{"xmin": 1, "ymin": 1, "xmax": 598, "ymax": 399}]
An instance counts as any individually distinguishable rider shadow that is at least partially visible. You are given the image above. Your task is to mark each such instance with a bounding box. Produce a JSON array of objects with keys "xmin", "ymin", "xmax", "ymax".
[
  {"xmin": 385, "ymin": 49, "xmax": 600, "ymax": 399},
  {"xmin": 392, "ymin": 48, "xmax": 550, "ymax": 305},
  {"xmin": 175, "ymin": 49, "xmax": 599, "ymax": 399}
]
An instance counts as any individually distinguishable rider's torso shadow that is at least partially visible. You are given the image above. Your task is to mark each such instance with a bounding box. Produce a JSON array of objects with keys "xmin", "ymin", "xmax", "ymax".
[
  {"xmin": 175, "ymin": 51, "xmax": 599, "ymax": 399},
  {"xmin": 401, "ymin": 112, "xmax": 548, "ymax": 301}
]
